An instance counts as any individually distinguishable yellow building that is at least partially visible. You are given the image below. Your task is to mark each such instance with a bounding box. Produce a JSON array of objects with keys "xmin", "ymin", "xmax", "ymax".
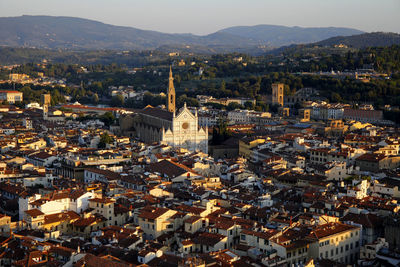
[
  {"xmin": 239, "ymin": 137, "xmax": 265, "ymax": 159},
  {"xmin": 137, "ymin": 206, "xmax": 177, "ymax": 239},
  {"xmin": 299, "ymin": 109, "xmax": 311, "ymax": 122},
  {"xmin": 0, "ymin": 90, "xmax": 23, "ymax": 103},
  {"xmin": 88, "ymin": 197, "xmax": 120, "ymax": 226},
  {"xmin": 9, "ymin": 73, "xmax": 29, "ymax": 81},
  {"xmin": 42, "ymin": 211, "xmax": 80, "ymax": 236},
  {"xmin": 0, "ymin": 214, "xmax": 11, "ymax": 237}
]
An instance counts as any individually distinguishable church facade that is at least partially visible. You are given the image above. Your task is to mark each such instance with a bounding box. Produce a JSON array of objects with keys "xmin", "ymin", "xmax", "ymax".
[{"xmin": 120, "ymin": 67, "xmax": 208, "ymax": 153}]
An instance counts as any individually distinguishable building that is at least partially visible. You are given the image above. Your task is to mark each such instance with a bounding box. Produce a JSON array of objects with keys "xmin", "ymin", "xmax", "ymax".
[
  {"xmin": 137, "ymin": 206, "xmax": 177, "ymax": 239},
  {"xmin": 0, "ymin": 214, "xmax": 11, "ymax": 236},
  {"xmin": 0, "ymin": 90, "xmax": 23, "ymax": 103},
  {"xmin": 272, "ymin": 83, "xmax": 284, "ymax": 107},
  {"xmin": 355, "ymin": 153, "xmax": 400, "ymax": 171},
  {"xmin": 299, "ymin": 109, "xmax": 311, "ymax": 122},
  {"xmin": 343, "ymin": 109, "xmax": 383, "ymax": 124},
  {"xmin": 120, "ymin": 68, "xmax": 208, "ymax": 153},
  {"xmin": 227, "ymin": 109, "xmax": 271, "ymax": 125},
  {"xmin": 308, "ymin": 222, "xmax": 361, "ymax": 264}
]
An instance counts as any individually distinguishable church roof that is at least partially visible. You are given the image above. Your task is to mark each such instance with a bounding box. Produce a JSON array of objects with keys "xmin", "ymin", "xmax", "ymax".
[{"xmin": 139, "ymin": 106, "xmax": 173, "ymax": 121}]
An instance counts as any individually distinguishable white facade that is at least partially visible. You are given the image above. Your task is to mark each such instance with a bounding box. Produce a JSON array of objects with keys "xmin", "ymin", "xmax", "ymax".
[
  {"xmin": 19, "ymin": 191, "xmax": 95, "ymax": 220},
  {"xmin": 162, "ymin": 104, "xmax": 208, "ymax": 154},
  {"xmin": 227, "ymin": 109, "xmax": 271, "ymax": 125}
]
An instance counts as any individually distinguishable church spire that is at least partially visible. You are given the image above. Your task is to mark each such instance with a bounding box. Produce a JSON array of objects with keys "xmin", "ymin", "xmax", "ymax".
[{"xmin": 167, "ymin": 65, "xmax": 176, "ymax": 113}]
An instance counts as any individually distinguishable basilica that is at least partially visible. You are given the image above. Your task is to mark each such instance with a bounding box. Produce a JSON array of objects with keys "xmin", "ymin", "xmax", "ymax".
[{"xmin": 120, "ymin": 67, "xmax": 208, "ymax": 153}]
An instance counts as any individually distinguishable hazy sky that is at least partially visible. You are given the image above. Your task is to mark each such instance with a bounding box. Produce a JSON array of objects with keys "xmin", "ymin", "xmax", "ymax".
[{"xmin": 1, "ymin": 0, "xmax": 399, "ymax": 35}]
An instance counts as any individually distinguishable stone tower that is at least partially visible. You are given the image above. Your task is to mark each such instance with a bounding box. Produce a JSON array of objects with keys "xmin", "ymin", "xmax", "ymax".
[
  {"xmin": 167, "ymin": 66, "xmax": 176, "ymax": 113},
  {"xmin": 41, "ymin": 93, "xmax": 51, "ymax": 120},
  {"xmin": 272, "ymin": 83, "xmax": 284, "ymax": 107}
]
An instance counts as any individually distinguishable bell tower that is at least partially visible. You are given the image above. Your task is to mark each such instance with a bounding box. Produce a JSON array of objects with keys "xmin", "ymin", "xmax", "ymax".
[{"xmin": 167, "ymin": 66, "xmax": 176, "ymax": 113}]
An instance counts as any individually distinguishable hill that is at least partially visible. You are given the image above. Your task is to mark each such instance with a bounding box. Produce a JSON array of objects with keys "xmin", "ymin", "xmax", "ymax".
[
  {"xmin": 219, "ymin": 24, "xmax": 363, "ymax": 46},
  {"xmin": 0, "ymin": 15, "xmax": 255, "ymax": 51},
  {"xmin": 269, "ymin": 32, "xmax": 400, "ymax": 56},
  {"xmin": 0, "ymin": 15, "xmax": 365, "ymax": 51},
  {"xmin": 314, "ymin": 32, "xmax": 400, "ymax": 48}
]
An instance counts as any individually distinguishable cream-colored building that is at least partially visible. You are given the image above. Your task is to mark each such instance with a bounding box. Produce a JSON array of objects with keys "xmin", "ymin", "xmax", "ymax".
[
  {"xmin": 308, "ymin": 222, "xmax": 361, "ymax": 265},
  {"xmin": 137, "ymin": 206, "xmax": 177, "ymax": 239},
  {"xmin": 0, "ymin": 214, "xmax": 11, "ymax": 236},
  {"xmin": 0, "ymin": 90, "xmax": 23, "ymax": 103}
]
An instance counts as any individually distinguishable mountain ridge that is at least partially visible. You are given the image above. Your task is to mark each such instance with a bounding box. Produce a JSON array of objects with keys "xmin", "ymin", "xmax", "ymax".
[{"xmin": 0, "ymin": 15, "xmax": 365, "ymax": 51}]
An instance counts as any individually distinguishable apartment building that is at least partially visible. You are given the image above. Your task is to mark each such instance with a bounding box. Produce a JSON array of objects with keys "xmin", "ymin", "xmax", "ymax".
[{"xmin": 308, "ymin": 223, "xmax": 361, "ymax": 264}]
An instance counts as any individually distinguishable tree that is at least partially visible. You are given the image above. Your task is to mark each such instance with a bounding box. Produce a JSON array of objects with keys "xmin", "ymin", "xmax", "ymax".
[
  {"xmin": 331, "ymin": 92, "xmax": 342, "ymax": 102},
  {"xmin": 99, "ymin": 112, "xmax": 115, "ymax": 126},
  {"xmin": 211, "ymin": 118, "xmax": 231, "ymax": 145},
  {"xmin": 98, "ymin": 132, "xmax": 113, "ymax": 148},
  {"xmin": 244, "ymin": 101, "xmax": 254, "ymax": 110},
  {"xmin": 93, "ymin": 93, "xmax": 99, "ymax": 104},
  {"xmin": 227, "ymin": 102, "xmax": 243, "ymax": 111},
  {"xmin": 111, "ymin": 94, "xmax": 124, "ymax": 107}
]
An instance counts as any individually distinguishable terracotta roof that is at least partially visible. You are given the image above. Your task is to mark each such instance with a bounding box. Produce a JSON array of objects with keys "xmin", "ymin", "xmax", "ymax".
[
  {"xmin": 0, "ymin": 90, "xmax": 21, "ymax": 94},
  {"xmin": 89, "ymin": 197, "xmax": 115, "ymax": 204},
  {"xmin": 341, "ymin": 213, "xmax": 382, "ymax": 228},
  {"xmin": 139, "ymin": 106, "xmax": 173, "ymax": 121},
  {"xmin": 148, "ymin": 160, "xmax": 190, "ymax": 178},
  {"xmin": 175, "ymin": 204, "xmax": 206, "ymax": 215},
  {"xmin": 72, "ymin": 216, "xmax": 105, "ymax": 228},
  {"xmin": 30, "ymin": 152, "xmax": 54, "ymax": 160},
  {"xmin": 74, "ymin": 253, "xmax": 131, "ymax": 267},
  {"xmin": 44, "ymin": 211, "xmax": 80, "ymax": 225},
  {"xmin": 192, "ymin": 232, "xmax": 226, "ymax": 246},
  {"xmin": 85, "ymin": 168, "xmax": 121, "ymax": 181},
  {"xmin": 356, "ymin": 153, "xmax": 386, "ymax": 162},
  {"xmin": 309, "ymin": 222, "xmax": 359, "ymax": 240},
  {"xmin": 25, "ymin": 209, "xmax": 44, "ymax": 217},
  {"xmin": 184, "ymin": 216, "xmax": 202, "ymax": 224},
  {"xmin": 138, "ymin": 206, "xmax": 171, "ymax": 220}
]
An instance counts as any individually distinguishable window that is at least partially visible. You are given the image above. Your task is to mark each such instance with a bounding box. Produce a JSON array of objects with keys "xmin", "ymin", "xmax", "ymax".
[
  {"xmin": 241, "ymin": 235, "xmax": 246, "ymax": 241},
  {"xmin": 336, "ymin": 248, "xmax": 338, "ymax": 255},
  {"xmin": 325, "ymin": 251, "xmax": 328, "ymax": 258},
  {"xmin": 356, "ymin": 241, "xmax": 359, "ymax": 248},
  {"xmin": 341, "ymin": 246, "xmax": 343, "ymax": 253},
  {"xmin": 350, "ymin": 243, "xmax": 353, "ymax": 250},
  {"xmin": 345, "ymin": 244, "xmax": 349, "ymax": 251},
  {"xmin": 331, "ymin": 249, "xmax": 334, "ymax": 256},
  {"xmin": 287, "ymin": 252, "xmax": 291, "ymax": 258}
]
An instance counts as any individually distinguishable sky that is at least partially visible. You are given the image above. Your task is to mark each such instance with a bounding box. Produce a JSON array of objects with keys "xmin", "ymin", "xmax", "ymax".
[{"xmin": 1, "ymin": 0, "xmax": 399, "ymax": 35}]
